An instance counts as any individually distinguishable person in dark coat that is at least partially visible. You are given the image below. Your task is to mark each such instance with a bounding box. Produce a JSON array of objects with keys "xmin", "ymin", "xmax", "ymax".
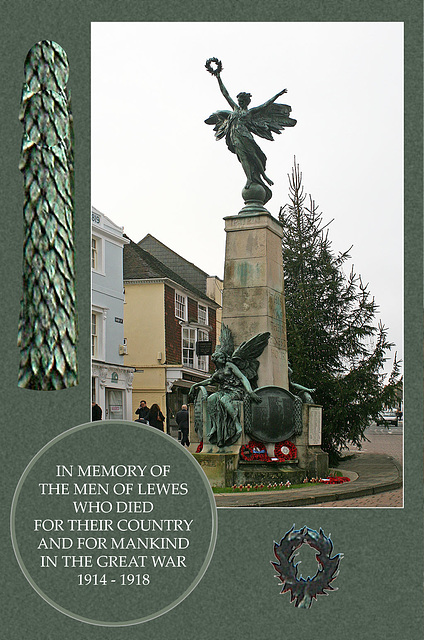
[
  {"xmin": 92, "ymin": 402, "xmax": 102, "ymax": 421},
  {"xmin": 135, "ymin": 400, "xmax": 149, "ymax": 422},
  {"xmin": 176, "ymin": 404, "xmax": 190, "ymax": 446},
  {"xmin": 148, "ymin": 403, "xmax": 165, "ymax": 431}
]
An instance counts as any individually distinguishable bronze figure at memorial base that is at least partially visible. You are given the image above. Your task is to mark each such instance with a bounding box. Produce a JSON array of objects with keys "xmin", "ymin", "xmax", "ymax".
[
  {"xmin": 205, "ymin": 57, "xmax": 296, "ymax": 209},
  {"xmin": 288, "ymin": 364, "xmax": 315, "ymax": 403},
  {"xmin": 188, "ymin": 326, "xmax": 270, "ymax": 448}
]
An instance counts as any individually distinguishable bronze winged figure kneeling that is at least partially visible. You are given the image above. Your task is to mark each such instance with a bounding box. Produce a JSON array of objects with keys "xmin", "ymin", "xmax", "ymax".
[{"xmin": 189, "ymin": 325, "xmax": 270, "ymax": 448}]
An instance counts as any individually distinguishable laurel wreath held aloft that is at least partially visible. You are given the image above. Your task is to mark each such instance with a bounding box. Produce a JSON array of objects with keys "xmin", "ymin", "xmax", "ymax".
[
  {"xmin": 272, "ymin": 526, "xmax": 343, "ymax": 609},
  {"xmin": 205, "ymin": 57, "xmax": 223, "ymax": 76}
]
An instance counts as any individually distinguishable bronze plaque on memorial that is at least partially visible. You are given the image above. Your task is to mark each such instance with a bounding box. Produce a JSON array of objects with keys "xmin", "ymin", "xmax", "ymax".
[{"xmin": 249, "ymin": 386, "xmax": 297, "ymax": 442}]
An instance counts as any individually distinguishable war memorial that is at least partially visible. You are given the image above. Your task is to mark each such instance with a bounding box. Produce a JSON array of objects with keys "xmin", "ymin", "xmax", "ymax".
[{"xmin": 189, "ymin": 59, "xmax": 328, "ymax": 487}]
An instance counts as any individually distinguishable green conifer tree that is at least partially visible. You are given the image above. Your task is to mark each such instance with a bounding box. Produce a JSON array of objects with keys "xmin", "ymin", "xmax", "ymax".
[{"xmin": 280, "ymin": 159, "xmax": 401, "ymax": 463}]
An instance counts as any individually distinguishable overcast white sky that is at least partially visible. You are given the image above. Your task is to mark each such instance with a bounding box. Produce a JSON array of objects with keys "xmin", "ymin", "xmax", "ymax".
[{"xmin": 91, "ymin": 22, "xmax": 403, "ymax": 376}]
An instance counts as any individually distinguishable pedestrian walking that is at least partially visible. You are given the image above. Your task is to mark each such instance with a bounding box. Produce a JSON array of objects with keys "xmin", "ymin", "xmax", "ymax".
[
  {"xmin": 148, "ymin": 403, "xmax": 165, "ymax": 431},
  {"xmin": 176, "ymin": 404, "xmax": 190, "ymax": 446},
  {"xmin": 92, "ymin": 401, "xmax": 102, "ymax": 421}
]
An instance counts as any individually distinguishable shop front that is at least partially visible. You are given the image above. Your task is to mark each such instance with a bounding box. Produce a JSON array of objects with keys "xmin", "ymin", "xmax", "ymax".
[{"xmin": 92, "ymin": 362, "xmax": 134, "ymax": 421}]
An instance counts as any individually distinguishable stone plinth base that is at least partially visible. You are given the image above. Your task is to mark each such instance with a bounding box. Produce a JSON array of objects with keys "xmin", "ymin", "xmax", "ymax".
[
  {"xmin": 200, "ymin": 442, "xmax": 241, "ymax": 454},
  {"xmin": 193, "ymin": 453, "xmax": 239, "ymax": 488},
  {"xmin": 294, "ymin": 404, "xmax": 329, "ymax": 478},
  {"xmin": 293, "ymin": 446, "xmax": 328, "ymax": 478},
  {"xmin": 235, "ymin": 461, "xmax": 305, "ymax": 486},
  {"xmin": 192, "ymin": 455, "xmax": 307, "ymax": 488},
  {"xmin": 189, "ymin": 401, "xmax": 328, "ymax": 487}
]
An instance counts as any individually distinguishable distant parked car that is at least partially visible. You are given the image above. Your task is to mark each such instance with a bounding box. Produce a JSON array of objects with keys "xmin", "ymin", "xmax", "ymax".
[{"xmin": 376, "ymin": 411, "xmax": 399, "ymax": 427}]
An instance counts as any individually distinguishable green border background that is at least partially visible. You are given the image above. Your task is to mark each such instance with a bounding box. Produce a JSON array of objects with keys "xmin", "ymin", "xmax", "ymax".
[{"xmin": 1, "ymin": 2, "xmax": 422, "ymax": 639}]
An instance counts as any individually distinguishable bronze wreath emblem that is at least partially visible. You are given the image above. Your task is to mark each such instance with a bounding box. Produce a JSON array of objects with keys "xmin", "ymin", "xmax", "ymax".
[
  {"xmin": 272, "ymin": 526, "xmax": 343, "ymax": 608},
  {"xmin": 205, "ymin": 57, "xmax": 223, "ymax": 76}
]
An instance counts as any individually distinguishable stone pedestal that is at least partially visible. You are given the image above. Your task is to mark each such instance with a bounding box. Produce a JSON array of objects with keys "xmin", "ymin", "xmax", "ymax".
[
  {"xmin": 294, "ymin": 404, "xmax": 328, "ymax": 478},
  {"xmin": 189, "ymin": 397, "xmax": 328, "ymax": 486},
  {"xmin": 235, "ymin": 461, "xmax": 306, "ymax": 487},
  {"xmin": 222, "ymin": 211, "xmax": 289, "ymax": 390},
  {"xmin": 193, "ymin": 453, "xmax": 239, "ymax": 488}
]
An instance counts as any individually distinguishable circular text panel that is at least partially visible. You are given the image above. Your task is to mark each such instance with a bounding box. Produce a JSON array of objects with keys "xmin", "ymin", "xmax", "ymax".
[{"xmin": 11, "ymin": 421, "xmax": 217, "ymax": 626}]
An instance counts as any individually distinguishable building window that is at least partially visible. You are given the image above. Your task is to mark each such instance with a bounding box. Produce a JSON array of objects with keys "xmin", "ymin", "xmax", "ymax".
[
  {"xmin": 92, "ymin": 312, "xmax": 98, "ymax": 357},
  {"xmin": 182, "ymin": 327, "xmax": 209, "ymax": 371},
  {"xmin": 175, "ymin": 292, "xmax": 187, "ymax": 320},
  {"xmin": 198, "ymin": 304, "xmax": 208, "ymax": 325},
  {"xmin": 182, "ymin": 327, "xmax": 196, "ymax": 368},
  {"xmin": 92, "ymin": 237, "xmax": 98, "ymax": 269},
  {"xmin": 91, "ymin": 307, "xmax": 106, "ymax": 360},
  {"xmin": 197, "ymin": 328, "xmax": 209, "ymax": 372},
  {"xmin": 91, "ymin": 234, "xmax": 104, "ymax": 273}
]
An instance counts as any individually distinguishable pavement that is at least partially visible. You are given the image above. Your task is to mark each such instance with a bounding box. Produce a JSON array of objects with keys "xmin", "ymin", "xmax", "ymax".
[{"xmin": 214, "ymin": 427, "xmax": 403, "ymax": 508}]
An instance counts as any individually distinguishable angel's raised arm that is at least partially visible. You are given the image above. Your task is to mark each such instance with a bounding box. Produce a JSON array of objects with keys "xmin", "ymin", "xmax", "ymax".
[
  {"xmin": 250, "ymin": 89, "xmax": 288, "ymax": 113},
  {"xmin": 216, "ymin": 74, "xmax": 237, "ymax": 110}
]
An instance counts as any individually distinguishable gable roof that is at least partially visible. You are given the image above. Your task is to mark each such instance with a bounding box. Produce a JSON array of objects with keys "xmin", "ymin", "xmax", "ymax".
[
  {"xmin": 123, "ymin": 236, "xmax": 218, "ymax": 307},
  {"xmin": 138, "ymin": 234, "xmax": 209, "ymax": 293}
]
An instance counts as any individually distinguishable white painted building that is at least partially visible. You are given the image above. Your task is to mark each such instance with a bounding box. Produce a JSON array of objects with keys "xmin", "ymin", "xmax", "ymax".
[{"xmin": 91, "ymin": 206, "xmax": 134, "ymax": 420}]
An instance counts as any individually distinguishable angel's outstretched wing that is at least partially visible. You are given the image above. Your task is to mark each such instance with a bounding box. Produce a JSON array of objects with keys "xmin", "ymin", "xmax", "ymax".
[
  {"xmin": 231, "ymin": 331, "xmax": 270, "ymax": 387},
  {"xmin": 218, "ymin": 324, "xmax": 234, "ymax": 357},
  {"xmin": 246, "ymin": 103, "xmax": 297, "ymax": 141},
  {"xmin": 204, "ymin": 110, "xmax": 232, "ymax": 142}
]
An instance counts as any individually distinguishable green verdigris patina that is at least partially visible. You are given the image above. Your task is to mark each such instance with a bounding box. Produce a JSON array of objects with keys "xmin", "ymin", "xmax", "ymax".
[
  {"xmin": 188, "ymin": 326, "xmax": 270, "ymax": 448},
  {"xmin": 18, "ymin": 40, "xmax": 78, "ymax": 390},
  {"xmin": 204, "ymin": 57, "xmax": 296, "ymax": 207},
  {"xmin": 247, "ymin": 386, "xmax": 303, "ymax": 442}
]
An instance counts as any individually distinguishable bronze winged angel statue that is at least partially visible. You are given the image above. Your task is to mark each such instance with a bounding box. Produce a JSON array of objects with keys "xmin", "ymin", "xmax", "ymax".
[
  {"xmin": 204, "ymin": 58, "xmax": 296, "ymax": 206},
  {"xmin": 188, "ymin": 325, "xmax": 270, "ymax": 448}
]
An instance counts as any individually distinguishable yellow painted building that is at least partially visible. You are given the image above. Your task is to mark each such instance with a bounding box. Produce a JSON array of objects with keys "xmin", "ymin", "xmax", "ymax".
[
  {"xmin": 123, "ymin": 236, "xmax": 221, "ymax": 436},
  {"xmin": 123, "ymin": 281, "xmax": 167, "ymax": 412}
]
